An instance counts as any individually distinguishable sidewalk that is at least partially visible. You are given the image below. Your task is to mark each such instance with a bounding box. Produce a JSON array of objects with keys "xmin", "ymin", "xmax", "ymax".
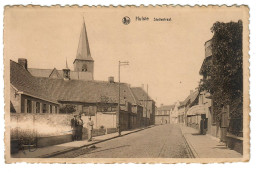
[
  {"xmin": 180, "ymin": 125, "xmax": 242, "ymax": 158},
  {"xmin": 12, "ymin": 126, "xmax": 154, "ymax": 158}
]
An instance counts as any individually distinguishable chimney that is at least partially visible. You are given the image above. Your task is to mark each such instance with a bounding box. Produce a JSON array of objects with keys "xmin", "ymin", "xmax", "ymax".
[
  {"xmin": 18, "ymin": 58, "xmax": 28, "ymax": 70},
  {"xmin": 63, "ymin": 68, "xmax": 70, "ymax": 80},
  {"xmin": 108, "ymin": 76, "xmax": 114, "ymax": 83}
]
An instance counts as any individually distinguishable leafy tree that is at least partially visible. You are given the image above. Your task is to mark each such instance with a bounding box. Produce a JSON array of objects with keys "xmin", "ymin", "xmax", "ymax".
[
  {"xmin": 200, "ymin": 20, "xmax": 243, "ymax": 136},
  {"xmin": 59, "ymin": 104, "xmax": 76, "ymax": 114}
]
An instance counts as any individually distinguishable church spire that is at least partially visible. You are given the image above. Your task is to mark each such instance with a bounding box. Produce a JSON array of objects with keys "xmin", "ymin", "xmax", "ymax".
[
  {"xmin": 65, "ymin": 58, "xmax": 69, "ymax": 69},
  {"xmin": 74, "ymin": 19, "xmax": 93, "ymax": 62}
]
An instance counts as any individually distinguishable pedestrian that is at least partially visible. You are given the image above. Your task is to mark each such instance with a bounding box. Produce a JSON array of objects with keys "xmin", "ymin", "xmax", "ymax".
[
  {"xmin": 77, "ymin": 113, "xmax": 84, "ymax": 140},
  {"xmin": 87, "ymin": 117, "xmax": 94, "ymax": 142},
  {"xmin": 160, "ymin": 119, "xmax": 163, "ymax": 125},
  {"xmin": 71, "ymin": 115, "xmax": 77, "ymax": 141}
]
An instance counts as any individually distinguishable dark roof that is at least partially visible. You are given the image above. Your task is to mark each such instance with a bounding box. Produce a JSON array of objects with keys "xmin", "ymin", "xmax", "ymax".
[
  {"xmin": 10, "ymin": 60, "xmax": 58, "ymax": 104},
  {"xmin": 36, "ymin": 78, "xmax": 137, "ymax": 105},
  {"xmin": 131, "ymin": 87, "xmax": 153, "ymax": 102},
  {"xmin": 28, "ymin": 68, "xmax": 53, "ymax": 78},
  {"xmin": 28, "ymin": 68, "xmax": 93, "ymax": 81},
  {"xmin": 156, "ymin": 104, "xmax": 175, "ymax": 111},
  {"xmin": 179, "ymin": 90, "xmax": 199, "ymax": 107}
]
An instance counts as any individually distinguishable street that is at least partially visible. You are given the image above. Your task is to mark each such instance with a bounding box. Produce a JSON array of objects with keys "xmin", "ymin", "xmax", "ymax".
[{"xmin": 54, "ymin": 124, "xmax": 190, "ymax": 158}]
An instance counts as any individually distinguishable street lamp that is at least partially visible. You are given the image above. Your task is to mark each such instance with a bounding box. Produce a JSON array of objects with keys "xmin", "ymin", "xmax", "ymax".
[{"xmin": 117, "ymin": 61, "xmax": 129, "ymax": 136}]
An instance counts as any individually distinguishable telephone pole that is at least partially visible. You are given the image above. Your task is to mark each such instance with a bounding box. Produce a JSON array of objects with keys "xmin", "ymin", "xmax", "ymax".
[{"xmin": 117, "ymin": 61, "xmax": 129, "ymax": 136}]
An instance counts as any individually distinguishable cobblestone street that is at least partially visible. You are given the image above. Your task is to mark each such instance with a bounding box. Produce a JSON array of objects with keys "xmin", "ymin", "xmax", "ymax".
[{"xmin": 54, "ymin": 124, "xmax": 190, "ymax": 158}]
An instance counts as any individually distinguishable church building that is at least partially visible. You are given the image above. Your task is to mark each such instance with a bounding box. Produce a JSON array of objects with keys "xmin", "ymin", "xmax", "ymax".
[{"xmin": 28, "ymin": 20, "xmax": 94, "ymax": 81}]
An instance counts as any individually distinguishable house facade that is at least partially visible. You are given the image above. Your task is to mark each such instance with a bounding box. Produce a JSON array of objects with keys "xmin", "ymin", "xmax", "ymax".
[
  {"xmin": 131, "ymin": 87, "xmax": 156, "ymax": 126},
  {"xmin": 155, "ymin": 105, "xmax": 175, "ymax": 125},
  {"xmin": 178, "ymin": 90, "xmax": 199, "ymax": 126}
]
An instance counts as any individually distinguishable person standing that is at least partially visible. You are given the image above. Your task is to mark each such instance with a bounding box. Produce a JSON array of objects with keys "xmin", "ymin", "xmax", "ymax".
[
  {"xmin": 87, "ymin": 117, "xmax": 94, "ymax": 142},
  {"xmin": 71, "ymin": 115, "xmax": 78, "ymax": 141},
  {"xmin": 77, "ymin": 113, "xmax": 84, "ymax": 140}
]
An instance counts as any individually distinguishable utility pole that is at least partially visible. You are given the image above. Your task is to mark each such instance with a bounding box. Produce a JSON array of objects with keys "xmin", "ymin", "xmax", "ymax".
[{"xmin": 117, "ymin": 61, "xmax": 129, "ymax": 136}]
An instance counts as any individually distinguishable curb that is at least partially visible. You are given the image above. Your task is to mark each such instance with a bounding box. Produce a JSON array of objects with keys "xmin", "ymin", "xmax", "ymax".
[
  {"xmin": 179, "ymin": 125, "xmax": 199, "ymax": 158},
  {"xmin": 40, "ymin": 125, "xmax": 155, "ymax": 158}
]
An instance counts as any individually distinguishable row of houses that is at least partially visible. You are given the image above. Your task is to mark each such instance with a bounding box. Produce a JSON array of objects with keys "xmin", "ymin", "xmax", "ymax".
[{"xmin": 171, "ymin": 38, "xmax": 242, "ymax": 154}]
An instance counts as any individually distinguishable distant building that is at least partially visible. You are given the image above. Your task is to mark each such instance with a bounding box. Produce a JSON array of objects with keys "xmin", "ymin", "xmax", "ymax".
[
  {"xmin": 170, "ymin": 101, "xmax": 179, "ymax": 124},
  {"xmin": 178, "ymin": 90, "xmax": 199, "ymax": 125},
  {"xmin": 131, "ymin": 87, "xmax": 156, "ymax": 126},
  {"xmin": 155, "ymin": 104, "xmax": 175, "ymax": 125}
]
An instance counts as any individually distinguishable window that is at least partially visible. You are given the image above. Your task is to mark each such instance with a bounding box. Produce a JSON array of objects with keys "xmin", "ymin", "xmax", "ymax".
[
  {"xmin": 82, "ymin": 64, "xmax": 87, "ymax": 72},
  {"xmin": 36, "ymin": 102, "xmax": 40, "ymax": 113},
  {"xmin": 27, "ymin": 100, "xmax": 32, "ymax": 113},
  {"xmin": 43, "ymin": 104, "xmax": 47, "ymax": 113}
]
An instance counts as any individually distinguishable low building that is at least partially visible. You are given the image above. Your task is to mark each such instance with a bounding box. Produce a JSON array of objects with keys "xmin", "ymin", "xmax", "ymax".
[
  {"xmin": 131, "ymin": 87, "xmax": 156, "ymax": 126},
  {"xmin": 155, "ymin": 105, "xmax": 175, "ymax": 125},
  {"xmin": 10, "ymin": 59, "xmax": 59, "ymax": 114}
]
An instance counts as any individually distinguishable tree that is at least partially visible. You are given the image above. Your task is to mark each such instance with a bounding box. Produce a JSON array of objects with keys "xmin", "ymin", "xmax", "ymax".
[
  {"xmin": 59, "ymin": 104, "xmax": 76, "ymax": 114},
  {"xmin": 201, "ymin": 20, "xmax": 243, "ymax": 136}
]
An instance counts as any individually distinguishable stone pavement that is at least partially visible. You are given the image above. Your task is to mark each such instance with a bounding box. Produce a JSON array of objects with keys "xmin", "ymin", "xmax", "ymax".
[
  {"xmin": 180, "ymin": 125, "xmax": 242, "ymax": 158},
  {"xmin": 12, "ymin": 126, "xmax": 154, "ymax": 158}
]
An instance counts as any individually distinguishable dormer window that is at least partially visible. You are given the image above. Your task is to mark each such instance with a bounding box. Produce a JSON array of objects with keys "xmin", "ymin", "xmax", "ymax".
[{"xmin": 82, "ymin": 64, "xmax": 88, "ymax": 71}]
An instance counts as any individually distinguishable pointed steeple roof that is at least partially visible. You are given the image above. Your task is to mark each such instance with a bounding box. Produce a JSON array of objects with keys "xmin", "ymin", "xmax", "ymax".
[
  {"xmin": 65, "ymin": 58, "xmax": 69, "ymax": 69},
  {"xmin": 74, "ymin": 19, "xmax": 93, "ymax": 62}
]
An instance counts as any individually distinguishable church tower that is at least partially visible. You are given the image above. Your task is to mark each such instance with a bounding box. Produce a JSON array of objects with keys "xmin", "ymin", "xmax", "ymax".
[{"xmin": 73, "ymin": 20, "xmax": 94, "ymax": 79}]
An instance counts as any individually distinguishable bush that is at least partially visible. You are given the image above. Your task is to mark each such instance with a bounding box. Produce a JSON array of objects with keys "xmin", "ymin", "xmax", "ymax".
[{"xmin": 59, "ymin": 104, "xmax": 76, "ymax": 114}]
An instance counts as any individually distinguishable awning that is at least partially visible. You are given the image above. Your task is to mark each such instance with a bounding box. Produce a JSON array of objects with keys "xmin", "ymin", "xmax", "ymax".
[{"xmin": 186, "ymin": 105, "xmax": 206, "ymax": 116}]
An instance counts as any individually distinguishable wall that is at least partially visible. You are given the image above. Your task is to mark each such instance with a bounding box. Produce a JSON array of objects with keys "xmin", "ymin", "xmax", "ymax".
[
  {"xmin": 10, "ymin": 113, "xmax": 74, "ymax": 140},
  {"xmin": 91, "ymin": 112, "xmax": 117, "ymax": 129},
  {"xmin": 73, "ymin": 59, "xmax": 94, "ymax": 79},
  {"xmin": 10, "ymin": 113, "xmax": 118, "ymax": 150}
]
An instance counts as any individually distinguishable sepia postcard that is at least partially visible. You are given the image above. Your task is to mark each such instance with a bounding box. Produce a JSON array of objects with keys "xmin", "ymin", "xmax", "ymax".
[{"xmin": 4, "ymin": 5, "xmax": 250, "ymax": 163}]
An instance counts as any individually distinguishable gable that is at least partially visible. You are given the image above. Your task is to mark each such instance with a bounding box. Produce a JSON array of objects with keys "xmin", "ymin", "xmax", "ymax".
[{"xmin": 49, "ymin": 68, "xmax": 62, "ymax": 79}]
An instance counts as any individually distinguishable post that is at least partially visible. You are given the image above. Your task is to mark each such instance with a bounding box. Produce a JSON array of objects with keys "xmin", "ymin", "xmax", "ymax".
[
  {"xmin": 117, "ymin": 61, "xmax": 121, "ymax": 136},
  {"xmin": 116, "ymin": 61, "xmax": 129, "ymax": 136}
]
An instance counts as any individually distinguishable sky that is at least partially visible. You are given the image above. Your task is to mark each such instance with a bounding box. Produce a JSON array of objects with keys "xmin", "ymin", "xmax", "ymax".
[{"xmin": 4, "ymin": 6, "xmax": 246, "ymax": 106}]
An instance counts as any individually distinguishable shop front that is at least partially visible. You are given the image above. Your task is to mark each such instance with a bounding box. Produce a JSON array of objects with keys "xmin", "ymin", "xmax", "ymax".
[{"xmin": 186, "ymin": 105, "xmax": 207, "ymax": 135}]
